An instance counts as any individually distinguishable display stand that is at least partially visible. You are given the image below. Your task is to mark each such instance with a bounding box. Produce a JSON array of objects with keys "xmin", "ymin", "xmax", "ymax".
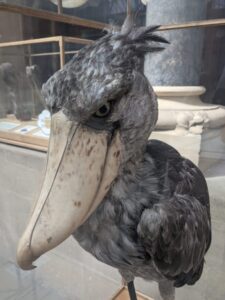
[
  {"xmin": 112, "ymin": 286, "xmax": 154, "ymax": 300},
  {"xmin": 0, "ymin": 35, "xmax": 92, "ymax": 69}
]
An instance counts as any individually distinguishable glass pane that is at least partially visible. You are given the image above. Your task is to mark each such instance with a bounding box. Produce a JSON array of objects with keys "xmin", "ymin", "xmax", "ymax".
[
  {"xmin": 0, "ymin": 2, "xmax": 225, "ymax": 300},
  {"xmin": 0, "ymin": 39, "xmax": 87, "ymax": 145},
  {"xmin": 207, "ymin": 0, "xmax": 225, "ymax": 19}
]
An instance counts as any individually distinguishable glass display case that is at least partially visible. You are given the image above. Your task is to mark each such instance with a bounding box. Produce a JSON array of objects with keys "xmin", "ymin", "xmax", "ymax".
[
  {"xmin": 0, "ymin": 0, "xmax": 146, "ymax": 152},
  {"xmin": 0, "ymin": 35, "xmax": 92, "ymax": 150},
  {"xmin": 0, "ymin": 1, "xmax": 225, "ymax": 300}
]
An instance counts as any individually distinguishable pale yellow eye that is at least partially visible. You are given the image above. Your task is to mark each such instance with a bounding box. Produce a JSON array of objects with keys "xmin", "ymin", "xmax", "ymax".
[{"xmin": 94, "ymin": 102, "xmax": 111, "ymax": 118}]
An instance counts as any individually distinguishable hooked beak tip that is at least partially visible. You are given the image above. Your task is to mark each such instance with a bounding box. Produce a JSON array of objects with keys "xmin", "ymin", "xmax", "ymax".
[
  {"xmin": 18, "ymin": 263, "xmax": 37, "ymax": 271},
  {"xmin": 16, "ymin": 241, "xmax": 37, "ymax": 271}
]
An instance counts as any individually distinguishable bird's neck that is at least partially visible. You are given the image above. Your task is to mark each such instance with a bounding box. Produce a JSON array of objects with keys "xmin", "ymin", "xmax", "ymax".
[{"xmin": 110, "ymin": 147, "xmax": 157, "ymax": 205}]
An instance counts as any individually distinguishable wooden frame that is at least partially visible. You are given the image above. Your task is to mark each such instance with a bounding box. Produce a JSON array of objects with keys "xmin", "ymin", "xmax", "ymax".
[
  {"xmin": 159, "ymin": 18, "xmax": 225, "ymax": 31},
  {"xmin": 0, "ymin": 2, "xmax": 225, "ymax": 32},
  {"xmin": 0, "ymin": 133, "xmax": 48, "ymax": 152},
  {"xmin": 0, "ymin": 35, "xmax": 93, "ymax": 152},
  {"xmin": 0, "ymin": 35, "xmax": 93, "ymax": 68},
  {"xmin": 0, "ymin": 2, "xmax": 108, "ymax": 30}
]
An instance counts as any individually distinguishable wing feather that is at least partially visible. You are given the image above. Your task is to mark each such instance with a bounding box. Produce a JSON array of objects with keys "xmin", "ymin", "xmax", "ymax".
[{"xmin": 137, "ymin": 140, "xmax": 211, "ymax": 287}]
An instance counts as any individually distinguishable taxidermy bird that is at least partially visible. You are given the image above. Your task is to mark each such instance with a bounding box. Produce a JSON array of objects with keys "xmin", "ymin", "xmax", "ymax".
[
  {"xmin": 26, "ymin": 65, "xmax": 45, "ymax": 115},
  {"xmin": 0, "ymin": 66, "xmax": 8, "ymax": 118},
  {"xmin": 17, "ymin": 7, "xmax": 211, "ymax": 300},
  {"xmin": 0, "ymin": 62, "xmax": 16, "ymax": 117},
  {"xmin": 13, "ymin": 67, "xmax": 34, "ymax": 121},
  {"xmin": 0, "ymin": 62, "xmax": 44, "ymax": 121}
]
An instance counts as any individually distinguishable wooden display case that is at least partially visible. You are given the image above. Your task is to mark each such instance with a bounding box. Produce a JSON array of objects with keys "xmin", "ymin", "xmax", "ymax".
[
  {"xmin": 0, "ymin": 1, "xmax": 224, "ymax": 154},
  {"xmin": 0, "ymin": 115, "xmax": 48, "ymax": 152},
  {"xmin": 0, "ymin": 35, "xmax": 92, "ymax": 69},
  {"xmin": 0, "ymin": 1, "xmax": 103, "ymax": 152},
  {"xmin": 0, "ymin": 1, "xmax": 108, "ymax": 30},
  {"xmin": 0, "ymin": 35, "xmax": 93, "ymax": 152}
]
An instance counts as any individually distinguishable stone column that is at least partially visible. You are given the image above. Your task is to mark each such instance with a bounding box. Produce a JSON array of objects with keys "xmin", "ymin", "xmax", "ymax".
[
  {"xmin": 152, "ymin": 87, "xmax": 225, "ymax": 173},
  {"xmin": 144, "ymin": 0, "xmax": 207, "ymax": 85},
  {"xmin": 143, "ymin": 2, "xmax": 225, "ymax": 175}
]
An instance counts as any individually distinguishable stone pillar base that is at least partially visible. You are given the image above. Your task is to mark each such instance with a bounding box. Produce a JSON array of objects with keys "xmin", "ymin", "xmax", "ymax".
[{"xmin": 152, "ymin": 86, "xmax": 225, "ymax": 175}]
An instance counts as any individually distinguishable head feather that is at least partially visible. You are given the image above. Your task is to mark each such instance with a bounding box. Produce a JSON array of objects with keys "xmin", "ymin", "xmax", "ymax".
[{"xmin": 42, "ymin": 15, "xmax": 169, "ymax": 114}]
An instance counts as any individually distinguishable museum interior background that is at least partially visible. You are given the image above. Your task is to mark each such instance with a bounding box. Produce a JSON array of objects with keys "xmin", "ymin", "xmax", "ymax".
[{"xmin": 0, "ymin": 0, "xmax": 225, "ymax": 299}]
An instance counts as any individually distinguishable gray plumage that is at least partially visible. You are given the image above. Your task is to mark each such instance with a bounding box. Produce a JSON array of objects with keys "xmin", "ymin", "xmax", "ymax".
[{"xmin": 42, "ymin": 22, "xmax": 211, "ymax": 300}]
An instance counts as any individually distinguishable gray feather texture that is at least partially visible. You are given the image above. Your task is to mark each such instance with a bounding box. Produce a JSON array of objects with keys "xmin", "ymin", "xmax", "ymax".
[{"xmin": 42, "ymin": 23, "xmax": 211, "ymax": 300}]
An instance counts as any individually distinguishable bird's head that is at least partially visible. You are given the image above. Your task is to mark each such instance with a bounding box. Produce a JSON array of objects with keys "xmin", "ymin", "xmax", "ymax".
[{"xmin": 17, "ymin": 23, "xmax": 168, "ymax": 270}]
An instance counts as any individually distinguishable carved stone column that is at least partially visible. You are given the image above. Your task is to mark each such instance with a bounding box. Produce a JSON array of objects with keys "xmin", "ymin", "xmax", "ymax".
[
  {"xmin": 144, "ymin": 1, "xmax": 225, "ymax": 175},
  {"xmin": 151, "ymin": 86, "xmax": 225, "ymax": 175}
]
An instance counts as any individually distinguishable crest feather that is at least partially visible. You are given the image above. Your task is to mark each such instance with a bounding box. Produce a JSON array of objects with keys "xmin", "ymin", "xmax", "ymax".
[{"xmin": 119, "ymin": 3, "xmax": 169, "ymax": 56}]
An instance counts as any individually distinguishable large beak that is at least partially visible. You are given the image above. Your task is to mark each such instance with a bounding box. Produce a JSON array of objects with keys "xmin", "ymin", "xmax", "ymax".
[{"xmin": 17, "ymin": 111, "xmax": 121, "ymax": 270}]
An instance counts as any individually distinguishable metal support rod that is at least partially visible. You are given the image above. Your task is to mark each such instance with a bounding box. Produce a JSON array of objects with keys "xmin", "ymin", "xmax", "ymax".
[
  {"xmin": 57, "ymin": 0, "xmax": 63, "ymax": 14},
  {"xmin": 27, "ymin": 45, "xmax": 32, "ymax": 66},
  {"xmin": 127, "ymin": 281, "xmax": 137, "ymax": 300},
  {"xmin": 59, "ymin": 36, "xmax": 65, "ymax": 68},
  {"xmin": 127, "ymin": 0, "xmax": 132, "ymax": 16}
]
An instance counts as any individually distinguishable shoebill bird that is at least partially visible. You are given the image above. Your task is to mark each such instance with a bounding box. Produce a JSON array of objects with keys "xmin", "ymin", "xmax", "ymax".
[{"xmin": 16, "ymin": 9, "xmax": 211, "ymax": 300}]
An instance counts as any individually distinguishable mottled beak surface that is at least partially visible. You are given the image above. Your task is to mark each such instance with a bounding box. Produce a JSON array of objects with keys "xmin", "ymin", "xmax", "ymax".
[{"xmin": 17, "ymin": 111, "xmax": 121, "ymax": 270}]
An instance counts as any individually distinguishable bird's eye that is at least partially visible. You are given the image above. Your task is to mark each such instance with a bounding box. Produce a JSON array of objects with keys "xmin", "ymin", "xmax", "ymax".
[{"xmin": 94, "ymin": 102, "xmax": 111, "ymax": 118}]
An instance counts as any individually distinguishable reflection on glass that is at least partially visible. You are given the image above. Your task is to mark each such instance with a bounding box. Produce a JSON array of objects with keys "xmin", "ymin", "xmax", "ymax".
[
  {"xmin": 0, "ymin": 36, "xmax": 87, "ymax": 144},
  {"xmin": 0, "ymin": 1, "xmax": 225, "ymax": 300},
  {"xmin": 50, "ymin": 0, "xmax": 88, "ymax": 8},
  {"xmin": 0, "ymin": 62, "xmax": 44, "ymax": 120}
]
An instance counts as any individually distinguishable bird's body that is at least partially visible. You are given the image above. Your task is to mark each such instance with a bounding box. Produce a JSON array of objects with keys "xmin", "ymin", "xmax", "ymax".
[{"xmin": 75, "ymin": 140, "xmax": 211, "ymax": 298}]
